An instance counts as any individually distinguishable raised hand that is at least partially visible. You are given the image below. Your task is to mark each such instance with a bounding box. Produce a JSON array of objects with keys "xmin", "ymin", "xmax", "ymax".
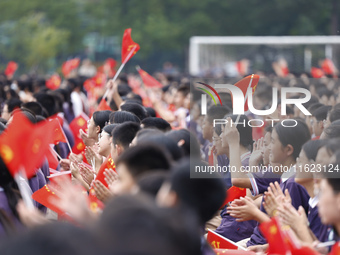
[{"xmin": 93, "ymin": 180, "xmax": 113, "ymax": 203}]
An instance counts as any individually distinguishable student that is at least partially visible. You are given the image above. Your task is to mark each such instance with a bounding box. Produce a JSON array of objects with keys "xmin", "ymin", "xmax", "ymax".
[
  {"xmin": 311, "ymin": 105, "xmax": 332, "ymax": 140},
  {"xmin": 1, "ymin": 98, "xmax": 22, "ymax": 121},
  {"xmin": 166, "ymin": 129, "xmax": 201, "ymax": 158},
  {"xmin": 141, "ymin": 117, "xmax": 171, "ymax": 132},
  {"xmin": 97, "ymin": 124, "xmax": 117, "ymax": 158},
  {"xmin": 156, "ymin": 158, "xmax": 226, "ymax": 255},
  {"xmin": 201, "ymin": 105, "xmax": 230, "ymax": 163},
  {"xmin": 109, "ymin": 111, "xmax": 140, "ymax": 124},
  {"xmin": 83, "ymin": 110, "xmax": 111, "ymax": 146},
  {"xmin": 120, "ymin": 103, "xmax": 148, "ymax": 121},
  {"xmin": 111, "ymin": 144, "xmax": 171, "ymax": 195},
  {"xmin": 245, "ymin": 120, "xmax": 311, "ymax": 248},
  {"xmin": 110, "ymin": 122, "xmax": 141, "ymax": 162}
]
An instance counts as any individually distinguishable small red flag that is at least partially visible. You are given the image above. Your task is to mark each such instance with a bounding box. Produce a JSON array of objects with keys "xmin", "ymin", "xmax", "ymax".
[
  {"xmin": 50, "ymin": 119, "xmax": 68, "ymax": 145},
  {"xmin": 207, "ymin": 229, "xmax": 240, "ymax": 250},
  {"xmin": 32, "ymin": 185, "xmax": 65, "ymax": 215},
  {"xmin": 121, "ymin": 28, "xmax": 140, "ymax": 64},
  {"xmin": 46, "ymin": 74, "xmax": 61, "ymax": 90},
  {"xmin": 88, "ymin": 155, "xmax": 116, "ymax": 211},
  {"xmin": 137, "ymin": 66, "xmax": 163, "ymax": 88},
  {"xmin": 0, "ymin": 112, "xmax": 59, "ymax": 178},
  {"xmin": 97, "ymin": 98, "xmax": 111, "ymax": 111},
  {"xmin": 220, "ymin": 186, "xmax": 246, "ymax": 209},
  {"xmin": 45, "ymin": 146, "xmax": 59, "ymax": 170},
  {"xmin": 72, "ymin": 137, "xmax": 86, "ymax": 154},
  {"xmin": 233, "ymin": 74, "xmax": 260, "ymax": 112},
  {"xmin": 62, "ymin": 58, "xmax": 80, "ymax": 77},
  {"xmin": 321, "ymin": 58, "xmax": 336, "ymax": 75},
  {"xmin": 5, "ymin": 61, "xmax": 18, "ymax": 77},
  {"xmin": 69, "ymin": 113, "xmax": 89, "ymax": 139},
  {"xmin": 311, "ymin": 67, "xmax": 324, "ymax": 78}
]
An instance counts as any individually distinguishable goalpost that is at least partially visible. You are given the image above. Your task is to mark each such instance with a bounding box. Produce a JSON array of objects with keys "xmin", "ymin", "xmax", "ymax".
[{"xmin": 189, "ymin": 36, "xmax": 340, "ymax": 76}]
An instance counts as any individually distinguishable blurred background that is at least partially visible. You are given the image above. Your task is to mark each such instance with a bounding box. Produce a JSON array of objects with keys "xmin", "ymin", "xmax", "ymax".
[{"xmin": 0, "ymin": 0, "xmax": 339, "ymax": 75}]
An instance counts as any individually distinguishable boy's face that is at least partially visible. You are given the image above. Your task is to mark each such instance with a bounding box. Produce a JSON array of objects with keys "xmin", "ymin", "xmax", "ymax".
[
  {"xmin": 311, "ymin": 117, "xmax": 323, "ymax": 137},
  {"xmin": 173, "ymin": 91, "xmax": 185, "ymax": 109},
  {"xmin": 110, "ymin": 138, "xmax": 119, "ymax": 162},
  {"xmin": 318, "ymin": 179, "xmax": 340, "ymax": 225},
  {"xmin": 112, "ymin": 163, "xmax": 136, "ymax": 195},
  {"xmin": 202, "ymin": 116, "xmax": 213, "ymax": 142}
]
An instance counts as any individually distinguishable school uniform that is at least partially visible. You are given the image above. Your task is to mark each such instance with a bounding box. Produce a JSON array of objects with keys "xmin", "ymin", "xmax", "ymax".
[
  {"xmin": 214, "ymin": 152, "xmax": 258, "ymax": 242},
  {"xmin": 307, "ymin": 196, "xmax": 329, "ymax": 242},
  {"xmin": 247, "ymin": 170, "xmax": 310, "ymax": 247},
  {"xmin": 0, "ymin": 187, "xmax": 23, "ymax": 237}
]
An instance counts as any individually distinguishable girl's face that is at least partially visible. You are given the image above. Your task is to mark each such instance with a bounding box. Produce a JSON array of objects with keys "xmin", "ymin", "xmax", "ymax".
[
  {"xmin": 87, "ymin": 117, "xmax": 98, "ymax": 140},
  {"xmin": 269, "ymin": 129, "xmax": 288, "ymax": 164},
  {"xmin": 318, "ymin": 179, "xmax": 340, "ymax": 225},
  {"xmin": 295, "ymin": 149, "xmax": 313, "ymax": 184},
  {"xmin": 98, "ymin": 131, "xmax": 111, "ymax": 157},
  {"xmin": 263, "ymin": 132, "xmax": 271, "ymax": 166}
]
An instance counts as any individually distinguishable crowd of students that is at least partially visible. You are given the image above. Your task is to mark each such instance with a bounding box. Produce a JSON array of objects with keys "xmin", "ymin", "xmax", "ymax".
[{"xmin": 0, "ymin": 68, "xmax": 340, "ymax": 255}]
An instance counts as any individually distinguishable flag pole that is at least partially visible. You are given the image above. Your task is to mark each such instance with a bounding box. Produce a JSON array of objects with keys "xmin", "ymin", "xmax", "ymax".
[
  {"xmin": 14, "ymin": 167, "xmax": 34, "ymax": 209},
  {"xmin": 103, "ymin": 45, "xmax": 137, "ymax": 99},
  {"xmin": 235, "ymin": 74, "xmax": 254, "ymax": 124}
]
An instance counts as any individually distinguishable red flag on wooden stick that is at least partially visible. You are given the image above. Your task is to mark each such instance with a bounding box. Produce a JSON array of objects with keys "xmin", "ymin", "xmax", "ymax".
[
  {"xmin": 207, "ymin": 229, "xmax": 243, "ymax": 250},
  {"xmin": 121, "ymin": 28, "xmax": 140, "ymax": 64},
  {"xmin": 137, "ymin": 66, "xmax": 163, "ymax": 88},
  {"xmin": 97, "ymin": 98, "xmax": 111, "ymax": 111}
]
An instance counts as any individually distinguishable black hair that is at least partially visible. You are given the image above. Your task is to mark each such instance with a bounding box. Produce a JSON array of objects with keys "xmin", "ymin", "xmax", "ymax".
[
  {"xmin": 112, "ymin": 122, "xmax": 140, "ymax": 149},
  {"xmin": 207, "ymin": 105, "xmax": 231, "ymax": 124},
  {"xmin": 12, "ymin": 109, "xmax": 37, "ymax": 124},
  {"xmin": 116, "ymin": 144, "xmax": 171, "ymax": 179},
  {"xmin": 141, "ymin": 117, "xmax": 171, "ymax": 132},
  {"xmin": 329, "ymin": 107, "xmax": 340, "ymax": 123},
  {"xmin": 176, "ymin": 85, "xmax": 190, "ymax": 97},
  {"xmin": 92, "ymin": 110, "xmax": 111, "ymax": 132},
  {"xmin": 302, "ymin": 96, "xmax": 319, "ymax": 111},
  {"xmin": 274, "ymin": 119, "xmax": 310, "ymax": 159},
  {"xmin": 170, "ymin": 158, "xmax": 226, "ymax": 224},
  {"xmin": 35, "ymin": 115, "xmax": 46, "ymax": 123},
  {"xmin": 117, "ymin": 84, "xmax": 132, "ymax": 97},
  {"xmin": 145, "ymin": 107, "xmax": 156, "ymax": 117},
  {"xmin": 120, "ymin": 103, "xmax": 147, "ymax": 121},
  {"xmin": 21, "ymin": 102, "xmax": 43, "ymax": 116},
  {"xmin": 302, "ymin": 140, "xmax": 327, "ymax": 161},
  {"xmin": 324, "ymin": 139, "xmax": 340, "ymax": 156},
  {"xmin": 0, "ymin": 122, "xmax": 6, "ymax": 134},
  {"xmin": 313, "ymin": 105, "xmax": 332, "ymax": 122},
  {"xmin": 137, "ymin": 171, "xmax": 169, "ymax": 197},
  {"xmin": 109, "ymin": 111, "xmax": 140, "ymax": 124},
  {"xmin": 102, "ymin": 124, "xmax": 119, "ymax": 137},
  {"xmin": 137, "ymin": 134, "xmax": 183, "ymax": 161},
  {"xmin": 135, "ymin": 128, "xmax": 163, "ymax": 142},
  {"xmin": 0, "ymin": 118, "xmax": 7, "ymax": 126},
  {"xmin": 324, "ymin": 122, "xmax": 340, "ymax": 139},
  {"xmin": 33, "ymin": 93, "xmax": 56, "ymax": 117},
  {"xmin": 166, "ymin": 129, "xmax": 200, "ymax": 158},
  {"xmin": 308, "ymin": 103, "xmax": 324, "ymax": 115},
  {"xmin": 5, "ymin": 98, "xmax": 22, "ymax": 113},
  {"xmin": 96, "ymin": 194, "xmax": 201, "ymax": 255}
]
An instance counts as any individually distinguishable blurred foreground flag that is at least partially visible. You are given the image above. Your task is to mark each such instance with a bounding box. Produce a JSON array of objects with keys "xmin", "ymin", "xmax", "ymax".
[
  {"xmin": 46, "ymin": 74, "xmax": 61, "ymax": 90},
  {"xmin": 0, "ymin": 112, "xmax": 59, "ymax": 178},
  {"xmin": 136, "ymin": 66, "xmax": 163, "ymax": 88},
  {"xmin": 121, "ymin": 28, "xmax": 140, "ymax": 64}
]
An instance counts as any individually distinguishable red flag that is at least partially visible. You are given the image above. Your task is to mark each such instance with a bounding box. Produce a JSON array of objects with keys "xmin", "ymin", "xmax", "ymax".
[
  {"xmin": 321, "ymin": 59, "xmax": 336, "ymax": 75},
  {"xmin": 330, "ymin": 242, "xmax": 340, "ymax": 255},
  {"xmin": 62, "ymin": 58, "xmax": 80, "ymax": 77},
  {"xmin": 137, "ymin": 66, "xmax": 163, "ymax": 88},
  {"xmin": 88, "ymin": 155, "xmax": 116, "ymax": 212},
  {"xmin": 46, "ymin": 74, "xmax": 61, "ymax": 90},
  {"xmin": 0, "ymin": 112, "xmax": 59, "ymax": 178},
  {"xmin": 45, "ymin": 146, "xmax": 59, "ymax": 170},
  {"xmin": 97, "ymin": 98, "xmax": 111, "ymax": 111},
  {"xmin": 69, "ymin": 113, "xmax": 89, "ymax": 139},
  {"xmin": 32, "ymin": 185, "xmax": 65, "ymax": 215},
  {"xmin": 207, "ymin": 229, "xmax": 240, "ymax": 250},
  {"xmin": 72, "ymin": 137, "xmax": 86, "ymax": 154},
  {"xmin": 233, "ymin": 74, "xmax": 260, "ymax": 112},
  {"xmin": 220, "ymin": 186, "xmax": 246, "ymax": 209},
  {"xmin": 5, "ymin": 61, "xmax": 18, "ymax": 77},
  {"xmin": 47, "ymin": 171, "xmax": 72, "ymax": 186},
  {"xmin": 50, "ymin": 119, "xmax": 68, "ymax": 145},
  {"xmin": 311, "ymin": 67, "xmax": 324, "ymax": 78},
  {"xmin": 121, "ymin": 28, "xmax": 140, "ymax": 64}
]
